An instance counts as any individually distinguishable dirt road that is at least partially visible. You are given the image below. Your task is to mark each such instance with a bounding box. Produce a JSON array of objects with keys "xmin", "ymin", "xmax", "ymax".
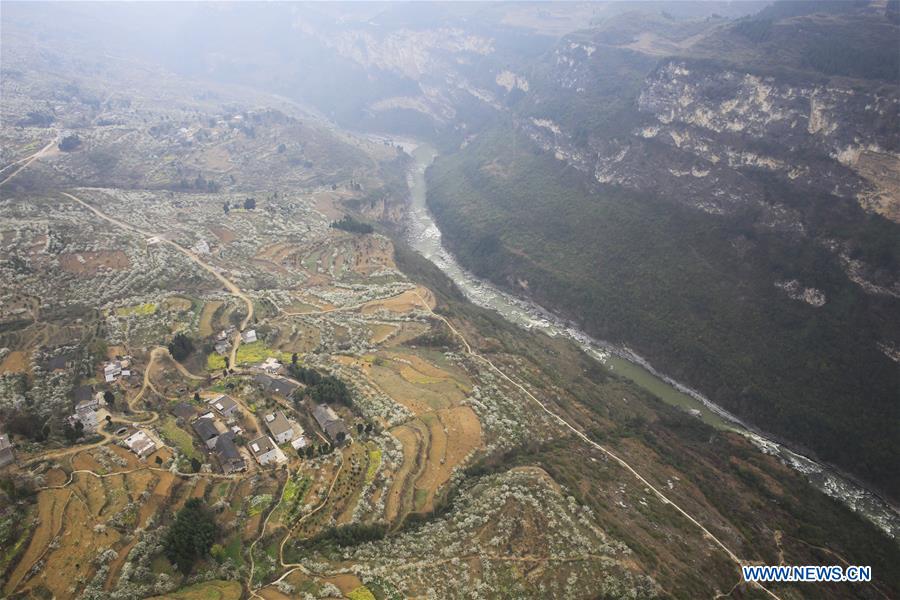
[
  {"xmin": 0, "ymin": 137, "xmax": 58, "ymax": 188},
  {"xmin": 62, "ymin": 192, "xmax": 254, "ymax": 368},
  {"xmin": 409, "ymin": 291, "xmax": 784, "ymax": 600}
]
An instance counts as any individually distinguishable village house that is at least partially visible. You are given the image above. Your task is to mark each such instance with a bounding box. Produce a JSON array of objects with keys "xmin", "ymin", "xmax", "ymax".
[
  {"xmin": 259, "ymin": 357, "xmax": 283, "ymax": 374},
  {"xmin": 214, "ymin": 340, "xmax": 231, "ymax": 356},
  {"xmin": 0, "ymin": 434, "xmax": 15, "ymax": 467},
  {"xmin": 104, "ymin": 361, "xmax": 121, "ymax": 382},
  {"xmin": 69, "ymin": 404, "xmax": 99, "ymax": 434},
  {"xmin": 312, "ymin": 403, "xmax": 349, "ymax": 444},
  {"xmin": 208, "ymin": 394, "xmax": 240, "ymax": 419},
  {"xmin": 103, "ymin": 357, "xmax": 131, "ymax": 382},
  {"xmin": 213, "ymin": 432, "xmax": 245, "ymax": 474},
  {"xmin": 192, "ymin": 417, "xmax": 220, "ymax": 449},
  {"xmin": 124, "ymin": 430, "xmax": 157, "ymax": 459},
  {"xmin": 264, "ymin": 411, "xmax": 293, "ymax": 444},
  {"xmin": 254, "ymin": 373, "xmax": 298, "ymax": 397},
  {"xmin": 247, "ymin": 435, "xmax": 280, "ymax": 465},
  {"xmin": 241, "ymin": 329, "xmax": 257, "ymax": 344},
  {"xmin": 216, "ymin": 326, "xmax": 236, "ymax": 342}
]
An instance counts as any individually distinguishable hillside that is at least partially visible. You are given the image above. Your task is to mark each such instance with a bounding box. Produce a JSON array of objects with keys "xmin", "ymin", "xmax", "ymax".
[
  {"xmin": 1, "ymin": 2, "xmax": 898, "ymax": 599},
  {"xmin": 424, "ymin": 2, "xmax": 900, "ymax": 501}
]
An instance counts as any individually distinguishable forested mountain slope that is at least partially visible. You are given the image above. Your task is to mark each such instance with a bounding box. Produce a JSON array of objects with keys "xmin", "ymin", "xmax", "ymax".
[{"xmin": 425, "ymin": 2, "xmax": 900, "ymax": 500}]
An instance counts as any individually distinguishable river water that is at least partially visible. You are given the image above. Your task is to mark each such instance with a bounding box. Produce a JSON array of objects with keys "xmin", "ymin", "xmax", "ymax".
[{"xmin": 403, "ymin": 142, "xmax": 899, "ymax": 539}]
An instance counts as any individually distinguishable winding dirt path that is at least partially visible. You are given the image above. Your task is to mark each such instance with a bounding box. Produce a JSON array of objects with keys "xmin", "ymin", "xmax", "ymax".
[
  {"xmin": 409, "ymin": 291, "xmax": 783, "ymax": 600},
  {"xmin": 61, "ymin": 191, "xmax": 254, "ymax": 369},
  {"xmin": 247, "ymin": 455, "xmax": 344, "ymax": 597},
  {"xmin": 0, "ymin": 136, "xmax": 58, "ymax": 188}
]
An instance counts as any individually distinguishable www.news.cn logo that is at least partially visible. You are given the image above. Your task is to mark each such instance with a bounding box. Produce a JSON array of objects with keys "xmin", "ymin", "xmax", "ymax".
[{"xmin": 742, "ymin": 565, "xmax": 872, "ymax": 583}]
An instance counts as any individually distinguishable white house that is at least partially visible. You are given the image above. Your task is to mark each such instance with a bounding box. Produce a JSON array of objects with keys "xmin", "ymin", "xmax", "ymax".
[
  {"xmin": 264, "ymin": 411, "xmax": 293, "ymax": 444},
  {"xmin": 104, "ymin": 361, "xmax": 122, "ymax": 382},
  {"xmin": 259, "ymin": 357, "xmax": 282, "ymax": 374},
  {"xmin": 248, "ymin": 435, "xmax": 280, "ymax": 465},
  {"xmin": 124, "ymin": 430, "xmax": 157, "ymax": 459},
  {"xmin": 208, "ymin": 394, "xmax": 239, "ymax": 419},
  {"xmin": 241, "ymin": 329, "xmax": 257, "ymax": 344}
]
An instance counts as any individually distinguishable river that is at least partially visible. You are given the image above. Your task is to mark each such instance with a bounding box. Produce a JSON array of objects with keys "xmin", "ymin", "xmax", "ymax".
[{"xmin": 402, "ymin": 141, "xmax": 899, "ymax": 539}]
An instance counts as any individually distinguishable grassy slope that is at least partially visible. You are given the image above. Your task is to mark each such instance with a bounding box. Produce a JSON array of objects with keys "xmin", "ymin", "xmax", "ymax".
[
  {"xmin": 424, "ymin": 126, "xmax": 900, "ymax": 500},
  {"xmin": 393, "ymin": 241, "xmax": 900, "ymax": 599}
]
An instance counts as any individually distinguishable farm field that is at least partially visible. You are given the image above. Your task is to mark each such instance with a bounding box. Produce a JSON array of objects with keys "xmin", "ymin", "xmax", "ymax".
[{"xmin": 1, "ymin": 4, "xmax": 898, "ymax": 600}]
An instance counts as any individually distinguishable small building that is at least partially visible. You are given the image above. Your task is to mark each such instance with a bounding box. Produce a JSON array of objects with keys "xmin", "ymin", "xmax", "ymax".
[
  {"xmin": 0, "ymin": 434, "xmax": 15, "ymax": 467},
  {"xmin": 241, "ymin": 329, "xmax": 257, "ymax": 344},
  {"xmin": 192, "ymin": 417, "xmax": 220, "ymax": 449},
  {"xmin": 259, "ymin": 357, "xmax": 283, "ymax": 374},
  {"xmin": 213, "ymin": 432, "xmax": 245, "ymax": 474},
  {"xmin": 247, "ymin": 435, "xmax": 280, "ymax": 465},
  {"xmin": 290, "ymin": 435, "xmax": 310, "ymax": 451},
  {"xmin": 69, "ymin": 405, "xmax": 99, "ymax": 434},
  {"xmin": 124, "ymin": 430, "xmax": 157, "ymax": 459},
  {"xmin": 312, "ymin": 403, "xmax": 349, "ymax": 444},
  {"xmin": 254, "ymin": 373, "xmax": 298, "ymax": 397},
  {"xmin": 75, "ymin": 397, "xmax": 100, "ymax": 412},
  {"xmin": 208, "ymin": 394, "xmax": 239, "ymax": 419},
  {"xmin": 214, "ymin": 341, "xmax": 231, "ymax": 356},
  {"xmin": 104, "ymin": 361, "xmax": 122, "ymax": 383},
  {"xmin": 216, "ymin": 326, "xmax": 236, "ymax": 342},
  {"xmin": 264, "ymin": 411, "xmax": 293, "ymax": 444}
]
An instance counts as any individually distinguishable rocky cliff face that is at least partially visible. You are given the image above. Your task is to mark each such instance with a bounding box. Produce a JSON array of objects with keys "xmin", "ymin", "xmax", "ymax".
[{"xmin": 522, "ymin": 54, "xmax": 900, "ymax": 224}]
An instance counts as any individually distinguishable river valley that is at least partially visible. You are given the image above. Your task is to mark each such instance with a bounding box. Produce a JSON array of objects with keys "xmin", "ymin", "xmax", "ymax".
[{"xmin": 402, "ymin": 142, "xmax": 900, "ymax": 540}]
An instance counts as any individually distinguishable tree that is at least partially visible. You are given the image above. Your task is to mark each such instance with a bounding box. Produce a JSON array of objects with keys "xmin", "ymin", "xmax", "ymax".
[
  {"xmin": 291, "ymin": 353, "xmax": 298, "ymax": 366},
  {"xmin": 168, "ymin": 333, "xmax": 194, "ymax": 361},
  {"xmin": 336, "ymin": 431, "xmax": 346, "ymax": 444},
  {"xmin": 223, "ymin": 202, "xmax": 230, "ymax": 214},
  {"xmin": 305, "ymin": 446, "xmax": 315, "ymax": 459},
  {"xmin": 365, "ymin": 423, "xmax": 374, "ymax": 434},
  {"xmin": 190, "ymin": 457, "xmax": 201, "ymax": 473},
  {"xmin": 58, "ymin": 134, "xmax": 82, "ymax": 152},
  {"xmin": 163, "ymin": 498, "xmax": 218, "ymax": 574},
  {"xmin": 331, "ymin": 215, "xmax": 373, "ymax": 234},
  {"xmin": 63, "ymin": 422, "xmax": 78, "ymax": 443},
  {"xmin": 243, "ymin": 197, "xmax": 256, "ymax": 210},
  {"xmin": 103, "ymin": 390, "xmax": 115, "ymax": 407},
  {"xmin": 193, "ymin": 391, "xmax": 201, "ymax": 403},
  {"xmin": 356, "ymin": 423, "xmax": 364, "ymax": 435}
]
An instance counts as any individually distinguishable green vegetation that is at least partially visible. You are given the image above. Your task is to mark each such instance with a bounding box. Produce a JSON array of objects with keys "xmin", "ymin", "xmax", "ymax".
[
  {"xmin": 426, "ymin": 125, "xmax": 900, "ymax": 498},
  {"xmin": 168, "ymin": 332, "xmax": 195, "ymax": 362},
  {"xmin": 365, "ymin": 445, "xmax": 382, "ymax": 484},
  {"xmin": 288, "ymin": 364, "xmax": 354, "ymax": 406},
  {"xmin": 303, "ymin": 522, "xmax": 388, "ymax": 548},
  {"xmin": 247, "ymin": 494, "xmax": 273, "ymax": 517},
  {"xmin": 348, "ymin": 586, "xmax": 377, "ymax": 600},
  {"xmin": 159, "ymin": 417, "xmax": 200, "ymax": 461},
  {"xmin": 331, "ymin": 215, "xmax": 374, "ymax": 234},
  {"xmin": 58, "ymin": 134, "xmax": 81, "ymax": 151},
  {"xmin": 163, "ymin": 498, "xmax": 219, "ymax": 574},
  {"xmin": 116, "ymin": 302, "xmax": 158, "ymax": 317}
]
